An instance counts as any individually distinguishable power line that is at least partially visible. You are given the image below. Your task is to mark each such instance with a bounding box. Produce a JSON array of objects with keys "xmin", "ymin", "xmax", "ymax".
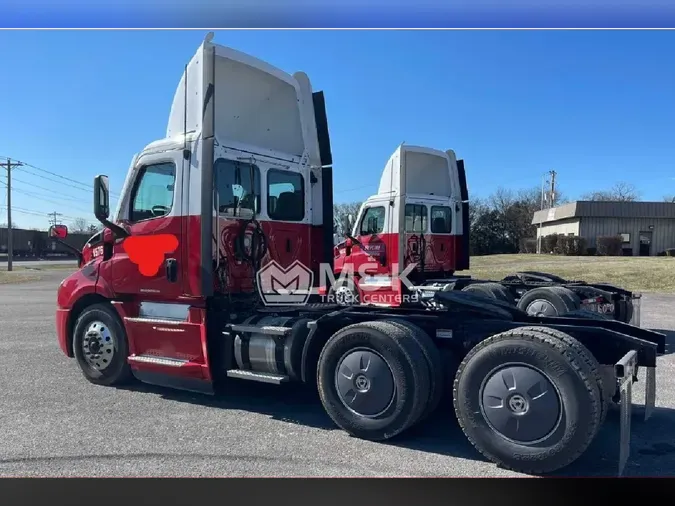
[
  {"xmin": 0, "ymin": 174, "xmax": 91, "ymax": 203},
  {"xmin": 0, "ymin": 205, "xmax": 80, "ymax": 221},
  {"xmin": 335, "ymin": 184, "xmax": 372, "ymax": 194},
  {"xmin": 0, "ymin": 155, "xmax": 121, "ymax": 199},
  {"xmin": 0, "ymin": 179, "xmax": 92, "ymax": 214}
]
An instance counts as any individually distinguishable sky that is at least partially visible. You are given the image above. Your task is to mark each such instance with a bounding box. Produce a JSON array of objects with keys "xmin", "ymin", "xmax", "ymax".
[{"xmin": 0, "ymin": 30, "xmax": 674, "ymax": 230}]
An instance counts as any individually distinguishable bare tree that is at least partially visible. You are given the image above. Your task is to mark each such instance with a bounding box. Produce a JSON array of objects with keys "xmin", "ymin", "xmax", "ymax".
[
  {"xmin": 663, "ymin": 195, "xmax": 675, "ymax": 204},
  {"xmin": 581, "ymin": 182, "xmax": 640, "ymax": 202},
  {"xmin": 71, "ymin": 217, "xmax": 90, "ymax": 233},
  {"xmin": 0, "ymin": 221, "xmax": 17, "ymax": 228},
  {"xmin": 334, "ymin": 202, "xmax": 363, "ymax": 237}
]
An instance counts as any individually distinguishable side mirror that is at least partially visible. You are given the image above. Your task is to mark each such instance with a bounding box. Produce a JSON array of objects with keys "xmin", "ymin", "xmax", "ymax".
[
  {"xmin": 94, "ymin": 175, "xmax": 110, "ymax": 221},
  {"xmin": 49, "ymin": 224, "xmax": 68, "ymax": 239}
]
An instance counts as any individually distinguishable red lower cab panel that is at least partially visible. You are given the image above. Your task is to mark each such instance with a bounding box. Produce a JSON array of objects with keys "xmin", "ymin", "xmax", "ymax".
[{"xmin": 112, "ymin": 302, "xmax": 213, "ymax": 393}]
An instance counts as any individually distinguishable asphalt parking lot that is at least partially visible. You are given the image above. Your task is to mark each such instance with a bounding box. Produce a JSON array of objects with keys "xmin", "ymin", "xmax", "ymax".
[{"xmin": 1, "ymin": 270, "xmax": 674, "ymax": 477}]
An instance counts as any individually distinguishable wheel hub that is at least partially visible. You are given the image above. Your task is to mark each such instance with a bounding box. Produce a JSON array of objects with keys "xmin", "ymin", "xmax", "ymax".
[
  {"xmin": 82, "ymin": 321, "xmax": 115, "ymax": 371},
  {"xmin": 334, "ymin": 285, "xmax": 358, "ymax": 306},
  {"xmin": 480, "ymin": 365, "xmax": 561, "ymax": 443},
  {"xmin": 354, "ymin": 374, "xmax": 370, "ymax": 392},
  {"xmin": 335, "ymin": 349, "xmax": 395, "ymax": 417},
  {"xmin": 507, "ymin": 393, "xmax": 528, "ymax": 414},
  {"xmin": 527, "ymin": 299, "xmax": 558, "ymax": 317}
]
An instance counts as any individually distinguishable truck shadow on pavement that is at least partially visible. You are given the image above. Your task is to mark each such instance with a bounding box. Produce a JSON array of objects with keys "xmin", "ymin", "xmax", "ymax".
[{"xmin": 118, "ymin": 380, "xmax": 675, "ymax": 477}]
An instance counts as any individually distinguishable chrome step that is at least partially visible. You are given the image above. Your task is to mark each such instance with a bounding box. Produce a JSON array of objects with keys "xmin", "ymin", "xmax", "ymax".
[
  {"xmin": 226, "ymin": 369, "xmax": 289, "ymax": 384},
  {"xmin": 128, "ymin": 355, "xmax": 188, "ymax": 367},
  {"xmin": 228, "ymin": 324, "xmax": 292, "ymax": 336},
  {"xmin": 125, "ymin": 317, "xmax": 183, "ymax": 326}
]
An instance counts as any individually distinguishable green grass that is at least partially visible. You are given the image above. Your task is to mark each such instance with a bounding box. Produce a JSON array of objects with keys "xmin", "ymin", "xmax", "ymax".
[
  {"xmin": 0, "ymin": 263, "xmax": 77, "ymax": 284},
  {"xmin": 464, "ymin": 254, "xmax": 675, "ymax": 293}
]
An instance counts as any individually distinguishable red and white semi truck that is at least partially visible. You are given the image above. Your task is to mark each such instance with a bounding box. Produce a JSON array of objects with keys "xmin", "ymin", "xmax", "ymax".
[
  {"xmin": 328, "ymin": 145, "xmax": 641, "ymax": 325},
  {"xmin": 53, "ymin": 33, "xmax": 663, "ymax": 475}
]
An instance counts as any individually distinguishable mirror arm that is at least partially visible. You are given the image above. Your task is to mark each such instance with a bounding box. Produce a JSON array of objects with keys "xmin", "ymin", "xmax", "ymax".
[
  {"xmin": 51, "ymin": 238, "xmax": 84, "ymax": 264},
  {"xmin": 99, "ymin": 217, "xmax": 129, "ymax": 239}
]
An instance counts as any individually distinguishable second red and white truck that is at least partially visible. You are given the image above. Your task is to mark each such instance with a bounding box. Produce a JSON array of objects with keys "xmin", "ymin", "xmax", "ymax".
[{"xmin": 328, "ymin": 144, "xmax": 641, "ymax": 325}]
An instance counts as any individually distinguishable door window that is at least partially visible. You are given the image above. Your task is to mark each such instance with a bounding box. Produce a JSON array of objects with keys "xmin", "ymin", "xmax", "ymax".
[
  {"xmin": 267, "ymin": 169, "xmax": 304, "ymax": 221},
  {"xmin": 214, "ymin": 159, "xmax": 261, "ymax": 216},
  {"xmin": 405, "ymin": 204, "xmax": 428, "ymax": 233},
  {"xmin": 430, "ymin": 206, "xmax": 452, "ymax": 233},
  {"xmin": 359, "ymin": 206, "xmax": 386, "ymax": 235},
  {"xmin": 129, "ymin": 162, "xmax": 176, "ymax": 223}
]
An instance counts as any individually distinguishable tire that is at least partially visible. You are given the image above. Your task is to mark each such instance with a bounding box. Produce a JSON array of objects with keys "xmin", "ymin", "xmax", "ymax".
[
  {"xmin": 514, "ymin": 326, "xmax": 609, "ymax": 426},
  {"xmin": 453, "ymin": 327, "xmax": 602, "ymax": 474},
  {"xmin": 383, "ymin": 319, "xmax": 445, "ymax": 421},
  {"xmin": 461, "ymin": 282, "xmax": 516, "ymax": 306},
  {"xmin": 72, "ymin": 303, "xmax": 133, "ymax": 386},
  {"xmin": 328, "ymin": 278, "xmax": 360, "ymax": 306},
  {"xmin": 316, "ymin": 320, "xmax": 431, "ymax": 441},
  {"xmin": 517, "ymin": 286, "xmax": 581, "ymax": 317}
]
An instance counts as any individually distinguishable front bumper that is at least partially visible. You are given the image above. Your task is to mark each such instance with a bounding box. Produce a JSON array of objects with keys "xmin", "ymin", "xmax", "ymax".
[{"xmin": 56, "ymin": 308, "xmax": 71, "ymax": 357}]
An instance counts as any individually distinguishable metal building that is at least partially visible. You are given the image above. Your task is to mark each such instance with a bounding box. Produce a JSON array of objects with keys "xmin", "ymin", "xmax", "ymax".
[{"xmin": 532, "ymin": 201, "xmax": 675, "ymax": 256}]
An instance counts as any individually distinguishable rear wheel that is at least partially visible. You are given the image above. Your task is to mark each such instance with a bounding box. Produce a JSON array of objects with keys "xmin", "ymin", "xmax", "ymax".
[
  {"xmin": 461, "ymin": 282, "xmax": 516, "ymax": 305},
  {"xmin": 513, "ymin": 326, "xmax": 609, "ymax": 426},
  {"xmin": 383, "ymin": 319, "xmax": 445, "ymax": 421},
  {"xmin": 453, "ymin": 327, "xmax": 601, "ymax": 474},
  {"xmin": 317, "ymin": 320, "xmax": 430, "ymax": 441},
  {"xmin": 72, "ymin": 303, "xmax": 133, "ymax": 386},
  {"xmin": 517, "ymin": 286, "xmax": 581, "ymax": 317}
]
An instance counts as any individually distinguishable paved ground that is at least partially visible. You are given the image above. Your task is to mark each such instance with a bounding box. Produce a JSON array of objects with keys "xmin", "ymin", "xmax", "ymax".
[
  {"xmin": 1, "ymin": 270, "xmax": 674, "ymax": 477},
  {"xmin": 0, "ymin": 259, "xmax": 78, "ymax": 269}
]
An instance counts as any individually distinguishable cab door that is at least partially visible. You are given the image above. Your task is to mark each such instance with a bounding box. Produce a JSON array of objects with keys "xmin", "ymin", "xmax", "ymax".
[
  {"xmin": 403, "ymin": 202, "xmax": 429, "ymax": 276},
  {"xmin": 111, "ymin": 151, "xmax": 185, "ymax": 300},
  {"xmin": 427, "ymin": 204, "xmax": 454, "ymax": 273}
]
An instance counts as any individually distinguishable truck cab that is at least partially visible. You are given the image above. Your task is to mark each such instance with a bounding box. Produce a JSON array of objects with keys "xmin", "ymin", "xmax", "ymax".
[
  {"xmin": 55, "ymin": 33, "xmax": 334, "ymax": 392},
  {"xmin": 331, "ymin": 145, "xmax": 470, "ymax": 306}
]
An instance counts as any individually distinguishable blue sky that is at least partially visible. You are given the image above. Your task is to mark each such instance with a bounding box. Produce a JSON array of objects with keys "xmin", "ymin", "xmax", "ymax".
[{"xmin": 0, "ymin": 30, "xmax": 673, "ymax": 230}]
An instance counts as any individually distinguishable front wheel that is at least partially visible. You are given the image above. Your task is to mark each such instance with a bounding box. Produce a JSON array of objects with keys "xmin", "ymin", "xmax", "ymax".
[
  {"xmin": 328, "ymin": 279, "xmax": 360, "ymax": 306},
  {"xmin": 72, "ymin": 303, "xmax": 133, "ymax": 386}
]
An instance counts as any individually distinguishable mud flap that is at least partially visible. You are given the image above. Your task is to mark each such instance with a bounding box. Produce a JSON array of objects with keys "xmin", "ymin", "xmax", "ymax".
[{"xmin": 615, "ymin": 350, "xmax": 637, "ymax": 476}]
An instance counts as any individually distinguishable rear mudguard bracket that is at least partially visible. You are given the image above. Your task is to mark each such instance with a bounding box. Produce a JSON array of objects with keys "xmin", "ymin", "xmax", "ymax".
[
  {"xmin": 616, "ymin": 350, "xmax": 638, "ymax": 477},
  {"xmin": 614, "ymin": 354, "xmax": 657, "ymax": 476}
]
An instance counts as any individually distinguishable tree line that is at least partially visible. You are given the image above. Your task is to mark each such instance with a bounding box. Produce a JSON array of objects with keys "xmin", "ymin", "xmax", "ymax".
[{"xmin": 333, "ymin": 180, "xmax": 672, "ymax": 256}]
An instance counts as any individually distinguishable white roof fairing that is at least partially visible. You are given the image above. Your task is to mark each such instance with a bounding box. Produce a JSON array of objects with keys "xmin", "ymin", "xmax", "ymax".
[
  {"xmin": 376, "ymin": 145, "xmax": 459, "ymax": 199},
  {"xmin": 166, "ymin": 36, "xmax": 316, "ymax": 164}
]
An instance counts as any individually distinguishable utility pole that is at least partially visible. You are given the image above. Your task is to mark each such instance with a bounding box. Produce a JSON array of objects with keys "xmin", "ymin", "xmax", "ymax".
[
  {"xmin": 48, "ymin": 211, "xmax": 63, "ymax": 227},
  {"xmin": 549, "ymin": 170, "xmax": 557, "ymax": 207},
  {"xmin": 0, "ymin": 158, "xmax": 24, "ymax": 271},
  {"xmin": 536, "ymin": 170, "xmax": 556, "ymax": 255}
]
